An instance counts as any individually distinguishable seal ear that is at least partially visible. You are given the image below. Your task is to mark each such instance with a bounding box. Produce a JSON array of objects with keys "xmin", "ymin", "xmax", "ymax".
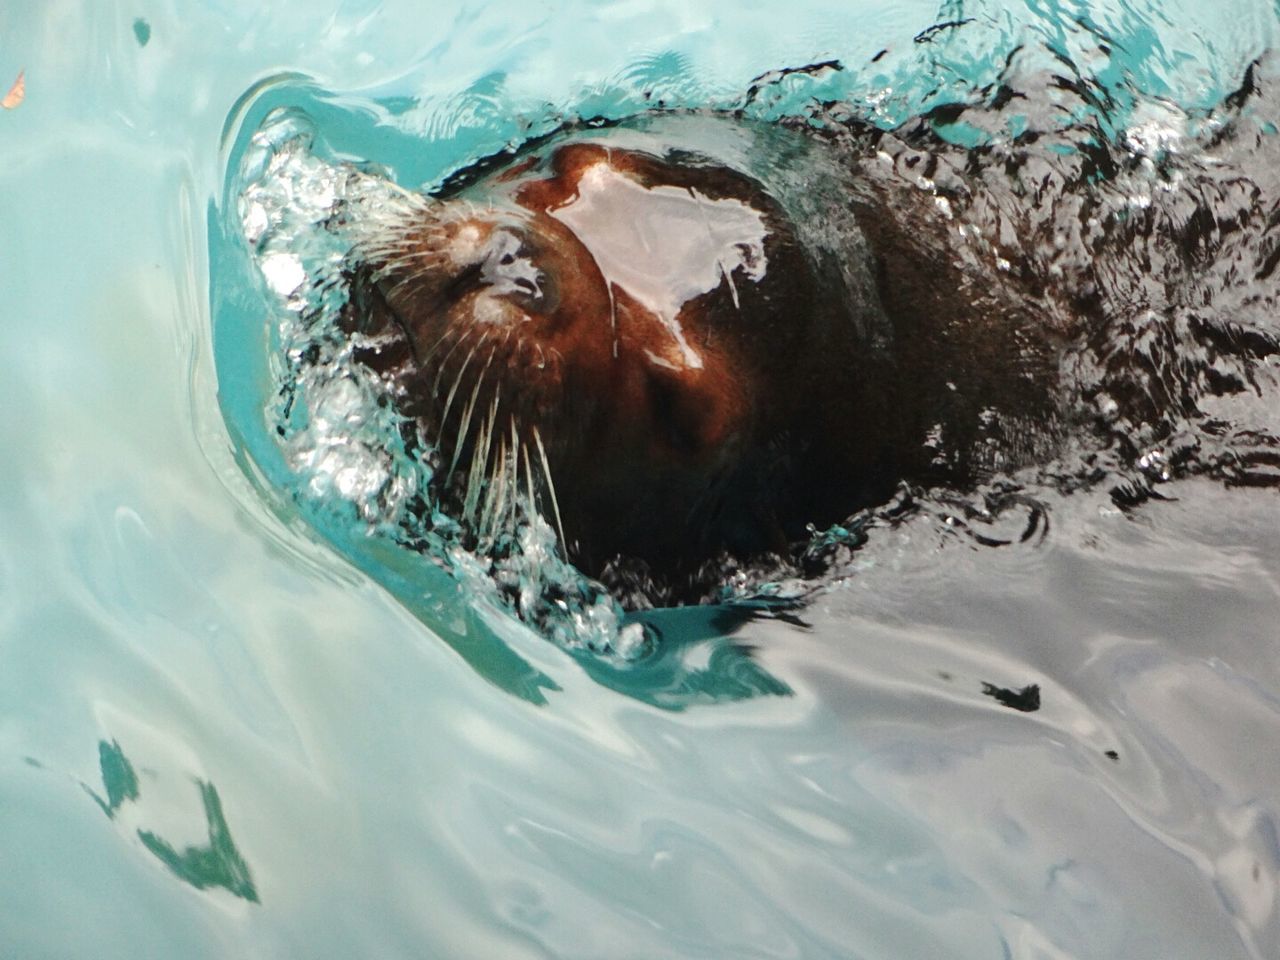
[
  {"xmin": 645, "ymin": 366, "xmax": 704, "ymax": 455},
  {"xmin": 644, "ymin": 364, "xmax": 737, "ymax": 459}
]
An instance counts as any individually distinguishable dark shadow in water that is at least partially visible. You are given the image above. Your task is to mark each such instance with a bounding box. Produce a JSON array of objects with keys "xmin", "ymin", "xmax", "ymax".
[
  {"xmin": 83, "ymin": 739, "xmax": 140, "ymax": 819},
  {"xmin": 138, "ymin": 781, "xmax": 259, "ymax": 903},
  {"xmin": 85, "ymin": 739, "xmax": 259, "ymax": 903},
  {"xmin": 575, "ymin": 601, "xmax": 797, "ymax": 711},
  {"xmin": 980, "ymin": 682, "xmax": 1042, "ymax": 713}
]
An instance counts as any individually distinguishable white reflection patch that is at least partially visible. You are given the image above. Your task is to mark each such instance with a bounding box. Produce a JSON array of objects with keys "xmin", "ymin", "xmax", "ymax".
[{"xmin": 551, "ymin": 162, "xmax": 769, "ymax": 370}]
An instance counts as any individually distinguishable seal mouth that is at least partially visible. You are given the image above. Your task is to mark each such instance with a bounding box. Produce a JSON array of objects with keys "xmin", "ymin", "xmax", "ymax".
[
  {"xmin": 360, "ymin": 266, "xmax": 570, "ymax": 503},
  {"xmin": 344, "ymin": 212, "xmax": 616, "ymax": 571}
]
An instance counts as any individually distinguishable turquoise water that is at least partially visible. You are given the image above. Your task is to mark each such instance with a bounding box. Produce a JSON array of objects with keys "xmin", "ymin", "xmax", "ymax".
[{"xmin": 4, "ymin": 2, "xmax": 1280, "ymax": 958}]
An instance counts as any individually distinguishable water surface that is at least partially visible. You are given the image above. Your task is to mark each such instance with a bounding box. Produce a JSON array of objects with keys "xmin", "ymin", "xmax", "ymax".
[{"xmin": 3, "ymin": 2, "xmax": 1280, "ymax": 958}]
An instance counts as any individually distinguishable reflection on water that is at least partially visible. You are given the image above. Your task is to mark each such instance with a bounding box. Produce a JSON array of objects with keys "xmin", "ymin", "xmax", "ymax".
[
  {"xmin": 139, "ymin": 780, "xmax": 258, "ymax": 904},
  {"xmin": 85, "ymin": 740, "xmax": 139, "ymax": 819},
  {"xmin": 979, "ymin": 681, "xmax": 1041, "ymax": 713},
  {"xmin": 3, "ymin": 2, "xmax": 1280, "ymax": 959},
  {"xmin": 83, "ymin": 742, "xmax": 259, "ymax": 906},
  {"xmin": 85, "ymin": 740, "xmax": 259, "ymax": 903}
]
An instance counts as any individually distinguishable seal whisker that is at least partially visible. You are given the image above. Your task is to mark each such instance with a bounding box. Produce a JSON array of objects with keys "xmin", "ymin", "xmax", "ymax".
[
  {"xmin": 479, "ymin": 441, "xmax": 498, "ymax": 543},
  {"xmin": 532, "ymin": 425, "xmax": 566, "ymax": 556},
  {"xmin": 468, "ymin": 390, "xmax": 501, "ymax": 526},
  {"xmin": 481, "ymin": 440, "xmax": 501, "ymax": 545},
  {"xmin": 462, "ymin": 398, "xmax": 494, "ymax": 526},
  {"xmin": 521, "ymin": 441, "xmax": 536, "ymax": 530},
  {"xmin": 380, "ymin": 178, "xmax": 437, "ymax": 212},
  {"xmin": 368, "ymin": 232, "xmax": 447, "ymax": 273},
  {"xmin": 438, "ymin": 336, "xmax": 485, "ymax": 433},
  {"xmin": 376, "ymin": 252, "xmax": 423, "ymax": 277},
  {"xmin": 492, "ymin": 437, "xmax": 512, "ymax": 545},
  {"xmin": 446, "ymin": 342, "xmax": 498, "ymax": 485},
  {"xmin": 481, "ymin": 434, "xmax": 510, "ymax": 545},
  {"xmin": 484, "ymin": 385, "xmax": 500, "ymax": 468},
  {"xmin": 382, "ymin": 269, "xmax": 423, "ymax": 302},
  {"xmin": 432, "ymin": 326, "xmax": 476, "ymax": 394},
  {"xmin": 421, "ymin": 324, "xmax": 465, "ymax": 367},
  {"xmin": 476, "ymin": 450, "xmax": 497, "ymax": 543},
  {"xmin": 507, "ymin": 417, "xmax": 521, "ymax": 534}
]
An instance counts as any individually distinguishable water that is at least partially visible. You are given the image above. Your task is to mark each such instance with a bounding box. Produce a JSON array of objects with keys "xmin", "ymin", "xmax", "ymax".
[{"xmin": 4, "ymin": 2, "xmax": 1280, "ymax": 958}]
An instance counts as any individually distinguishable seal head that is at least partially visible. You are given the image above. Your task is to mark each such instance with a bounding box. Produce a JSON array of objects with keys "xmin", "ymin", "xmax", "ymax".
[{"xmin": 344, "ymin": 118, "xmax": 902, "ymax": 576}]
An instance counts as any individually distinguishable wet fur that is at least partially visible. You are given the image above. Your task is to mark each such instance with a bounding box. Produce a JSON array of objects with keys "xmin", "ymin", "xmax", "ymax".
[{"xmin": 336, "ymin": 74, "xmax": 1280, "ymax": 601}]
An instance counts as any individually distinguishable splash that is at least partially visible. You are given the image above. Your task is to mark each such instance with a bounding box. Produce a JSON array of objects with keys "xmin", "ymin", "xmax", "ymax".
[{"xmin": 237, "ymin": 108, "xmax": 648, "ymax": 659}]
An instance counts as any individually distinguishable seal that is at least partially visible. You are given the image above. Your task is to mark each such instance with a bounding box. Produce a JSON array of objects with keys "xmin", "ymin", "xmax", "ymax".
[{"xmin": 340, "ymin": 113, "xmax": 1065, "ymax": 580}]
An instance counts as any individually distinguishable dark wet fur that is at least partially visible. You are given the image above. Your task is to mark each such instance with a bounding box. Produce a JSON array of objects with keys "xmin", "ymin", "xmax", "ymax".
[{"xmin": 807, "ymin": 54, "xmax": 1280, "ymax": 500}]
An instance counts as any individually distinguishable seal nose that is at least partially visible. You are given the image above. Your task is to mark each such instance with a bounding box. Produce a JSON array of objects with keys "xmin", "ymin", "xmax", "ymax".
[{"xmin": 481, "ymin": 229, "xmax": 547, "ymax": 303}]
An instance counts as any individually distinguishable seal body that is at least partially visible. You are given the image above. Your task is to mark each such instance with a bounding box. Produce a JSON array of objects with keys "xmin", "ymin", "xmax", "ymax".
[{"xmin": 342, "ymin": 113, "xmax": 1065, "ymax": 577}]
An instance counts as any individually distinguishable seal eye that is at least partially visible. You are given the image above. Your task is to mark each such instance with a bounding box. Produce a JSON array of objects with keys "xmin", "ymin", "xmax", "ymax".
[{"xmin": 481, "ymin": 229, "xmax": 546, "ymax": 304}]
